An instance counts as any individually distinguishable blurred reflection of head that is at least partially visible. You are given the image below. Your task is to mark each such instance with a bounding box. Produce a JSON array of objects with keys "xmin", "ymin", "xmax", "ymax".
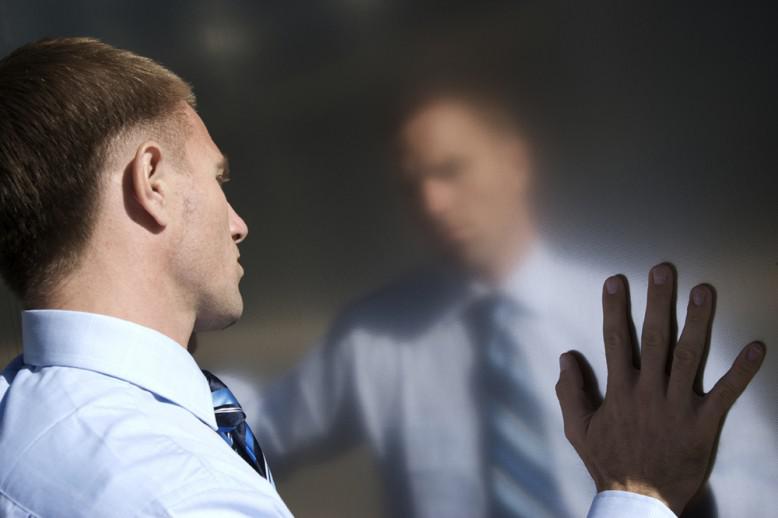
[{"xmin": 396, "ymin": 84, "xmax": 536, "ymax": 284}]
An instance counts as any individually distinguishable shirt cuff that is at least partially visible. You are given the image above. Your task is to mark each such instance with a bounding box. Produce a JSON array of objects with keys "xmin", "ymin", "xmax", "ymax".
[{"xmin": 587, "ymin": 490, "xmax": 677, "ymax": 518}]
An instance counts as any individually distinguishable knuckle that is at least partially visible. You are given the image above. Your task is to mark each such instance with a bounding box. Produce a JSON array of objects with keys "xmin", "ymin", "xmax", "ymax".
[
  {"xmin": 711, "ymin": 380, "xmax": 738, "ymax": 408},
  {"xmin": 604, "ymin": 331, "xmax": 624, "ymax": 352},
  {"xmin": 641, "ymin": 330, "xmax": 665, "ymax": 350},
  {"xmin": 685, "ymin": 309, "xmax": 707, "ymax": 326},
  {"xmin": 731, "ymin": 359, "xmax": 755, "ymax": 379},
  {"xmin": 635, "ymin": 380, "xmax": 656, "ymax": 400},
  {"xmin": 673, "ymin": 345, "xmax": 698, "ymax": 365}
]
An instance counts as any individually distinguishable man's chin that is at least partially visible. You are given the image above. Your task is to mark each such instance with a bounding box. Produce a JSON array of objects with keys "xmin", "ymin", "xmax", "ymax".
[
  {"xmin": 193, "ymin": 314, "xmax": 241, "ymax": 333},
  {"xmin": 193, "ymin": 299, "xmax": 244, "ymax": 332}
]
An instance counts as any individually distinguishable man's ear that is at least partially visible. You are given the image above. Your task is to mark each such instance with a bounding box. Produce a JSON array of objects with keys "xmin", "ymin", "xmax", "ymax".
[{"xmin": 130, "ymin": 141, "xmax": 171, "ymax": 228}]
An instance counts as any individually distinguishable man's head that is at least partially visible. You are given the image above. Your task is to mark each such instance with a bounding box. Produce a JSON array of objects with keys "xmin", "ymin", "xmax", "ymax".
[
  {"xmin": 0, "ymin": 38, "xmax": 247, "ymax": 333},
  {"xmin": 396, "ymin": 83, "xmax": 535, "ymax": 280}
]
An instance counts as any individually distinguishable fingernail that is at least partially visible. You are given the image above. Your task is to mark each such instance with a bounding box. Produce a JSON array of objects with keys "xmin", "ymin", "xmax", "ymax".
[
  {"xmin": 692, "ymin": 287, "xmax": 706, "ymax": 306},
  {"xmin": 652, "ymin": 266, "xmax": 668, "ymax": 285},
  {"xmin": 606, "ymin": 277, "xmax": 619, "ymax": 294},
  {"xmin": 747, "ymin": 344, "xmax": 764, "ymax": 362},
  {"xmin": 559, "ymin": 353, "xmax": 571, "ymax": 372}
]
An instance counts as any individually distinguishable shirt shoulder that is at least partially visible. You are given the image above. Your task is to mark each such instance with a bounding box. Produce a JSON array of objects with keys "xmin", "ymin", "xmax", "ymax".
[
  {"xmin": 0, "ymin": 365, "xmax": 289, "ymax": 517},
  {"xmin": 332, "ymin": 264, "xmax": 468, "ymax": 340}
]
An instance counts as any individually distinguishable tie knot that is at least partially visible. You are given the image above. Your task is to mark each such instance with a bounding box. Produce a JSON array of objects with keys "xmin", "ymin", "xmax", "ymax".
[
  {"xmin": 202, "ymin": 369, "xmax": 229, "ymax": 393},
  {"xmin": 469, "ymin": 293, "xmax": 515, "ymax": 330},
  {"xmin": 202, "ymin": 370, "xmax": 246, "ymax": 428}
]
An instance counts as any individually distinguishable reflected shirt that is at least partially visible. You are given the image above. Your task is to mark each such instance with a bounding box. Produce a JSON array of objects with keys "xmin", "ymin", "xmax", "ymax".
[
  {"xmin": 253, "ymin": 243, "xmax": 775, "ymax": 518},
  {"xmin": 253, "ymin": 242, "xmax": 676, "ymax": 517},
  {"xmin": 0, "ymin": 310, "xmax": 292, "ymax": 518}
]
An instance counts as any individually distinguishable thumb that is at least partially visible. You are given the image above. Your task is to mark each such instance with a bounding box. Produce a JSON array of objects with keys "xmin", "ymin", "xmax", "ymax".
[{"xmin": 555, "ymin": 351, "xmax": 595, "ymax": 446}]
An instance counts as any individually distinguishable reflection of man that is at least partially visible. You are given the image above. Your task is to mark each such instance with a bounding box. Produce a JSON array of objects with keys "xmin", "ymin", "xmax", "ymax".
[
  {"xmin": 0, "ymin": 38, "xmax": 291, "ymax": 516},
  {"xmin": 253, "ymin": 84, "xmax": 770, "ymax": 517}
]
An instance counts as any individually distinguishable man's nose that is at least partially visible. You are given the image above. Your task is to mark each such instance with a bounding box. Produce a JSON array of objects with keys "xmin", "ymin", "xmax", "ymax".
[
  {"xmin": 419, "ymin": 178, "xmax": 452, "ymax": 218},
  {"xmin": 229, "ymin": 204, "xmax": 249, "ymax": 243}
]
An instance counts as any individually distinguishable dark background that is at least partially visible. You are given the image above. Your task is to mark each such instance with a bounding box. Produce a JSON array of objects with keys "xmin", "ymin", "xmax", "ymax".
[{"xmin": 1, "ymin": 2, "xmax": 775, "ymax": 516}]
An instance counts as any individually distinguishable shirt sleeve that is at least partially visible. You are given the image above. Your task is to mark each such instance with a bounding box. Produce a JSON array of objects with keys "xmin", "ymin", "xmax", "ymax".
[
  {"xmin": 587, "ymin": 491, "xmax": 677, "ymax": 518},
  {"xmin": 251, "ymin": 319, "xmax": 363, "ymax": 474}
]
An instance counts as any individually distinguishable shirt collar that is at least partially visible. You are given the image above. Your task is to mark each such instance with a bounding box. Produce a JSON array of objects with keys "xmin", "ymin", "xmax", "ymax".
[
  {"xmin": 466, "ymin": 240, "xmax": 555, "ymax": 315},
  {"xmin": 22, "ymin": 309, "xmax": 217, "ymax": 430}
]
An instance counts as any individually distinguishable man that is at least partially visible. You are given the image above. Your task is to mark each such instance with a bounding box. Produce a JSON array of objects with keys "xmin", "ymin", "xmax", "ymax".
[
  {"xmin": 0, "ymin": 37, "xmax": 291, "ymax": 516},
  {"xmin": 0, "ymin": 38, "xmax": 763, "ymax": 518},
  {"xmin": 252, "ymin": 82, "xmax": 772, "ymax": 517}
]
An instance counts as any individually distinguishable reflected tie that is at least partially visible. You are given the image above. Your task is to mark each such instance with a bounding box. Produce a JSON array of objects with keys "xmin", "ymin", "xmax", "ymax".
[
  {"xmin": 470, "ymin": 295, "xmax": 568, "ymax": 518},
  {"xmin": 202, "ymin": 369, "xmax": 273, "ymax": 484}
]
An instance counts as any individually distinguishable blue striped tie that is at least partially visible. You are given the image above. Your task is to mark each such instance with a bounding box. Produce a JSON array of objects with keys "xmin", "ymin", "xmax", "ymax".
[
  {"xmin": 202, "ymin": 370, "xmax": 273, "ymax": 484},
  {"xmin": 471, "ymin": 295, "xmax": 568, "ymax": 518}
]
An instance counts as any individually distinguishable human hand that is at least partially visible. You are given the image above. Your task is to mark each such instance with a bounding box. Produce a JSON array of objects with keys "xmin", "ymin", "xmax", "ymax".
[{"xmin": 555, "ymin": 264, "xmax": 765, "ymax": 515}]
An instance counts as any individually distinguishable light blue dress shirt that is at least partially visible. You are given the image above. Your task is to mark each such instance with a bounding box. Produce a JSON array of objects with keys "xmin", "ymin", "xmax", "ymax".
[{"xmin": 0, "ymin": 310, "xmax": 292, "ymax": 517}]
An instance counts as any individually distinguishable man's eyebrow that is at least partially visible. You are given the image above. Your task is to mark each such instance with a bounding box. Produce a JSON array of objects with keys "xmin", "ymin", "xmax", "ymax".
[{"xmin": 217, "ymin": 156, "xmax": 231, "ymax": 181}]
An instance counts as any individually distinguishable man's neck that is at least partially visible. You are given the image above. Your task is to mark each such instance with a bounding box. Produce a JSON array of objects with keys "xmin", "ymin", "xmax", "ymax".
[
  {"xmin": 35, "ymin": 256, "xmax": 195, "ymax": 348},
  {"xmin": 476, "ymin": 219, "xmax": 537, "ymax": 286}
]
